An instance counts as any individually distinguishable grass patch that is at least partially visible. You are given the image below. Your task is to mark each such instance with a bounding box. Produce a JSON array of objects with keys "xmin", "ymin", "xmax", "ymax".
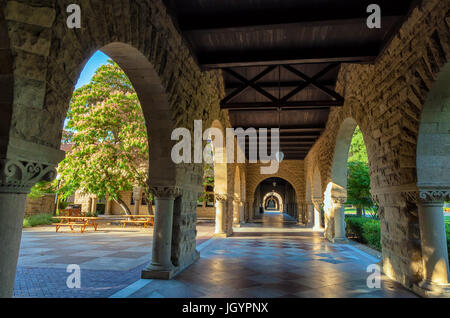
[
  {"xmin": 345, "ymin": 216, "xmax": 381, "ymax": 251},
  {"xmin": 23, "ymin": 214, "xmax": 57, "ymax": 228}
]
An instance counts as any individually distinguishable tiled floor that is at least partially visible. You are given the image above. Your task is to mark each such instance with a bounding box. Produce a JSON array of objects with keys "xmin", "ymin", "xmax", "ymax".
[
  {"xmin": 14, "ymin": 213, "xmax": 418, "ymax": 298},
  {"xmin": 124, "ymin": 213, "xmax": 417, "ymax": 298},
  {"xmin": 14, "ymin": 222, "xmax": 214, "ymax": 297}
]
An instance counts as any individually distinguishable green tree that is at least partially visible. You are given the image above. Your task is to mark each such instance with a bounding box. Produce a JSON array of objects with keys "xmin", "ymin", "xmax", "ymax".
[
  {"xmin": 348, "ymin": 126, "xmax": 368, "ymax": 164},
  {"xmin": 346, "ymin": 126, "xmax": 375, "ymax": 217},
  {"xmin": 58, "ymin": 60, "xmax": 149, "ymax": 215}
]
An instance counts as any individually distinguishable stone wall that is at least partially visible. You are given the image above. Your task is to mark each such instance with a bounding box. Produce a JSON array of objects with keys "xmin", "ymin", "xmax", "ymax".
[
  {"xmin": 304, "ymin": 0, "xmax": 450, "ymax": 288},
  {"xmin": 24, "ymin": 194, "xmax": 55, "ymax": 216}
]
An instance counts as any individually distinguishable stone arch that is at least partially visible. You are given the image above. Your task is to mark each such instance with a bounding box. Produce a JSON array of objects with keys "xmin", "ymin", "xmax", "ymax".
[
  {"xmin": 252, "ymin": 176, "xmax": 297, "ymax": 218},
  {"xmin": 0, "ymin": 1, "xmax": 224, "ymax": 296},
  {"xmin": 99, "ymin": 43, "xmax": 176, "ymax": 186},
  {"xmin": 414, "ymin": 61, "xmax": 450, "ymax": 293},
  {"xmin": 263, "ymin": 191, "xmax": 284, "ymax": 212}
]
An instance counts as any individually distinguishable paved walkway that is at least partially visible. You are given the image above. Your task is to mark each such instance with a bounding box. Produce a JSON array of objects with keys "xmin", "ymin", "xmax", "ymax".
[
  {"xmin": 14, "ymin": 222, "xmax": 214, "ymax": 297},
  {"xmin": 14, "ymin": 213, "xmax": 417, "ymax": 298},
  {"xmin": 116, "ymin": 213, "xmax": 417, "ymax": 298}
]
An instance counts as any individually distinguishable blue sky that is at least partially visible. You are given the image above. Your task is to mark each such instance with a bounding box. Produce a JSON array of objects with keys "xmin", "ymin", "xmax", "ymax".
[{"xmin": 75, "ymin": 51, "xmax": 110, "ymax": 89}]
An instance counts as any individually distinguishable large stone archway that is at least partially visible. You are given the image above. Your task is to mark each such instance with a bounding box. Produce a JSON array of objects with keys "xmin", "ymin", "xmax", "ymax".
[
  {"xmin": 414, "ymin": 61, "xmax": 450, "ymax": 296},
  {"xmin": 0, "ymin": 0, "xmax": 224, "ymax": 297},
  {"xmin": 303, "ymin": 0, "xmax": 450, "ymax": 292},
  {"xmin": 323, "ymin": 117, "xmax": 358, "ymax": 242}
]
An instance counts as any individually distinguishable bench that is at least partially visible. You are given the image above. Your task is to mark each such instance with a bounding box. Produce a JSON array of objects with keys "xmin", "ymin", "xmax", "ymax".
[
  {"xmin": 53, "ymin": 216, "xmax": 100, "ymax": 233},
  {"xmin": 120, "ymin": 215, "xmax": 154, "ymax": 228}
]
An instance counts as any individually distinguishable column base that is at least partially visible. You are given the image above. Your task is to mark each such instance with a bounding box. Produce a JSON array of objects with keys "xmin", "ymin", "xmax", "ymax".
[
  {"xmin": 214, "ymin": 232, "xmax": 231, "ymax": 238},
  {"xmin": 141, "ymin": 266, "xmax": 175, "ymax": 280},
  {"xmin": 141, "ymin": 251, "xmax": 200, "ymax": 280},
  {"xmin": 331, "ymin": 237, "xmax": 349, "ymax": 244},
  {"xmin": 412, "ymin": 280, "xmax": 450, "ymax": 298}
]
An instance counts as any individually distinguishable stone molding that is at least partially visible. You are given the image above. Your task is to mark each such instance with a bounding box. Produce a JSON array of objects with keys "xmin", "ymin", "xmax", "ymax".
[
  {"xmin": 0, "ymin": 159, "xmax": 56, "ymax": 194},
  {"xmin": 418, "ymin": 189, "xmax": 450, "ymax": 203},
  {"xmin": 149, "ymin": 186, "xmax": 182, "ymax": 199}
]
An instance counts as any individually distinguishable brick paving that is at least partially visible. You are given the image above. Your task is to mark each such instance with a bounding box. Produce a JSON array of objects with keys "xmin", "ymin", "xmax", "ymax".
[{"xmin": 14, "ymin": 222, "xmax": 214, "ymax": 298}]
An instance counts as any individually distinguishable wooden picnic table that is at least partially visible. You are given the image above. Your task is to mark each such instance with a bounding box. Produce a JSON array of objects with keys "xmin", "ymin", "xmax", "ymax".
[
  {"xmin": 119, "ymin": 215, "xmax": 154, "ymax": 228},
  {"xmin": 52, "ymin": 216, "xmax": 101, "ymax": 233}
]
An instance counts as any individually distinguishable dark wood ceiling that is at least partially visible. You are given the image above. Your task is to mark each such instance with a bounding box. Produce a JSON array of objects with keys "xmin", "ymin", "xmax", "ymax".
[{"xmin": 164, "ymin": 0, "xmax": 417, "ymax": 160}]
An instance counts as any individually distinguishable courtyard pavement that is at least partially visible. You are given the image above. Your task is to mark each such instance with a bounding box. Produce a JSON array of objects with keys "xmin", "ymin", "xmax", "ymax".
[{"xmin": 14, "ymin": 213, "xmax": 417, "ymax": 298}]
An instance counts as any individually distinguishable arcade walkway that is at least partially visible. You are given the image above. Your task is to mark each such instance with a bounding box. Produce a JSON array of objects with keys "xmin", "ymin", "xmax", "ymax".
[{"xmin": 114, "ymin": 213, "xmax": 417, "ymax": 298}]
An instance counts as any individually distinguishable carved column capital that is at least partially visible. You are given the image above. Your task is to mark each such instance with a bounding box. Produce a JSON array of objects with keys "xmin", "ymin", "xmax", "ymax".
[
  {"xmin": 312, "ymin": 197, "xmax": 322, "ymax": 206},
  {"xmin": 214, "ymin": 193, "xmax": 228, "ymax": 202},
  {"xmin": 0, "ymin": 159, "xmax": 57, "ymax": 194},
  {"xmin": 332, "ymin": 197, "xmax": 346, "ymax": 206},
  {"xmin": 418, "ymin": 189, "xmax": 450, "ymax": 203},
  {"xmin": 149, "ymin": 186, "xmax": 182, "ymax": 199}
]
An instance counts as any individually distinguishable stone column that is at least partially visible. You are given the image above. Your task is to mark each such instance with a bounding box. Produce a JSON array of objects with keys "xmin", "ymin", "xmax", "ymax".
[
  {"xmin": 332, "ymin": 198, "xmax": 348, "ymax": 243},
  {"xmin": 132, "ymin": 186, "xmax": 142, "ymax": 215},
  {"xmin": 306, "ymin": 202, "xmax": 314, "ymax": 227},
  {"xmin": 232, "ymin": 197, "xmax": 240, "ymax": 225},
  {"xmin": 239, "ymin": 201, "xmax": 245, "ymax": 223},
  {"xmin": 247, "ymin": 200, "xmax": 253, "ymax": 222},
  {"xmin": 312, "ymin": 198, "xmax": 323, "ymax": 230},
  {"xmin": 214, "ymin": 194, "xmax": 227, "ymax": 236},
  {"xmin": 414, "ymin": 189, "xmax": 450, "ymax": 296},
  {"xmin": 0, "ymin": 159, "xmax": 57, "ymax": 297},
  {"xmin": 141, "ymin": 186, "xmax": 181, "ymax": 279}
]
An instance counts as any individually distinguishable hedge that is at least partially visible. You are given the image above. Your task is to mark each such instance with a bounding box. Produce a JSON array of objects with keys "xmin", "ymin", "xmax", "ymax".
[
  {"xmin": 345, "ymin": 216, "xmax": 381, "ymax": 251},
  {"xmin": 346, "ymin": 216, "xmax": 450, "ymax": 262}
]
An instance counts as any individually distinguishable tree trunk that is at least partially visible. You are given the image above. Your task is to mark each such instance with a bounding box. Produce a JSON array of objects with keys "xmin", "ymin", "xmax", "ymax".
[
  {"xmin": 356, "ymin": 207, "xmax": 362, "ymax": 217},
  {"xmin": 114, "ymin": 197, "xmax": 131, "ymax": 215},
  {"xmin": 143, "ymin": 195, "xmax": 154, "ymax": 215}
]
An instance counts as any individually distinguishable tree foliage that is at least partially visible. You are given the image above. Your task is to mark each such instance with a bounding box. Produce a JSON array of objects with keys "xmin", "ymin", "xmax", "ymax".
[
  {"xmin": 58, "ymin": 60, "xmax": 149, "ymax": 214},
  {"xmin": 346, "ymin": 126, "xmax": 376, "ymax": 217}
]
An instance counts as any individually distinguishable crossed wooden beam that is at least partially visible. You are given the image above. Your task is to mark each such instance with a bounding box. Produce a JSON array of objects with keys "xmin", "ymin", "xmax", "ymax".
[{"xmin": 220, "ymin": 63, "xmax": 344, "ymax": 110}]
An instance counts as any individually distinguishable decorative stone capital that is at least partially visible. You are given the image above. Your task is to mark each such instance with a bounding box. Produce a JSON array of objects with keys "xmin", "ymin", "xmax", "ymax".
[
  {"xmin": 312, "ymin": 197, "xmax": 322, "ymax": 206},
  {"xmin": 0, "ymin": 159, "xmax": 56, "ymax": 194},
  {"xmin": 418, "ymin": 189, "xmax": 450, "ymax": 203},
  {"xmin": 214, "ymin": 193, "xmax": 227, "ymax": 202},
  {"xmin": 332, "ymin": 197, "xmax": 346, "ymax": 206},
  {"xmin": 149, "ymin": 186, "xmax": 182, "ymax": 199}
]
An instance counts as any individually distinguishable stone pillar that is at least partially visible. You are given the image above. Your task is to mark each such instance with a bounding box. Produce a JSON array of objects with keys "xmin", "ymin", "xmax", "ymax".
[
  {"xmin": 414, "ymin": 189, "xmax": 450, "ymax": 296},
  {"xmin": 239, "ymin": 201, "xmax": 245, "ymax": 223},
  {"xmin": 0, "ymin": 159, "xmax": 57, "ymax": 297},
  {"xmin": 142, "ymin": 186, "xmax": 180, "ymax": 279},
  {"xmin": 312, "ymin": 198, "xmax": 323, "ymax": 230},
  {"xmin": 247, "ymin": 200, "xmax": 253, "ymax": 221},
  {"xmin": 332, "ymin": 198, "xmax": 348, "ymax": 243},
  {"xmin": 0, "ymin": 193, "xmax": 27, "ymax": 298},
  {"xmin": 214, "ymin": 194, "xmax": 227, "ymax": 237},
  {"xmin": 232, "ymin": 197, "xmax": 240, "ymax": 225},
  {"xmin": 132, "ymin": 186, "xmax": 142, "ymax": 215},
  {"xmin": 306, "ymin": 202, "xmax": 314, "ymax": 227}
]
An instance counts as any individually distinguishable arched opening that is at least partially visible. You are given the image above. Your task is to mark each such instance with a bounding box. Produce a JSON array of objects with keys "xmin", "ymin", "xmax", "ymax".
[
  {"xmin": 325, "ymin": 117, "xmax": 374, "ymax": 244},
  {"xmin": 263, "ymin": 191, "xmax": 283, "ymax": 211},
  {"xmin": 311, "ymin": 166, "xmax": 324, "ymax": 230},
  {"xmin": 253, "ymin": 177, "xmax": 297, "ymax": 221},
  {"xmin": 415, "ymin": 61, "xmax": 450, "ymax": 292}
]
